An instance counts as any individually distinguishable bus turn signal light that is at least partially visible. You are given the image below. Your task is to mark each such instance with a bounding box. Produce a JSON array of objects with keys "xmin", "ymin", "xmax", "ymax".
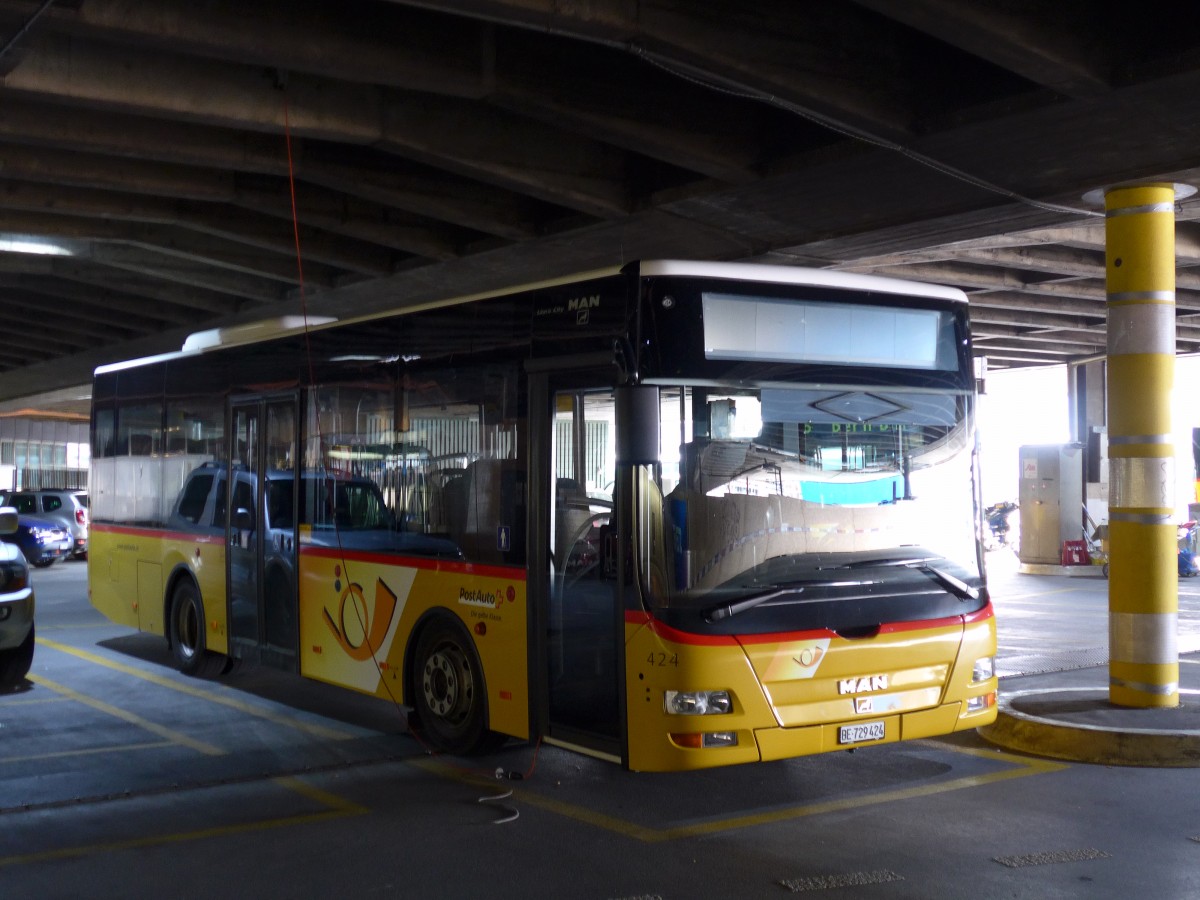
[
  {"xmin": 966, "ymin": 692, "xmax": 996, "ymax": 713},
  {"xmin": 670, "ymin": 731, "xmax": 739, "ymax": 749}
]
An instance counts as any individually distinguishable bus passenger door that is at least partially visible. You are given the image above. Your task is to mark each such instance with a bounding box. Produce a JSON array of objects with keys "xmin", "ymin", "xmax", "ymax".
[
  {"xmin": 228, "ymin": 395, "xmax": 299, "ymax": 670},
  {"xmin": 535, "ymin": 381, "xmax": 623, "ymax": 757}
]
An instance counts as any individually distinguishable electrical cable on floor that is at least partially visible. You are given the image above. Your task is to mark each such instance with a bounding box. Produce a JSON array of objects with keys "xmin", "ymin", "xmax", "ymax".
[{"xmin": 478, "ymin": 787, "xmax": 519, "ymax": 824}]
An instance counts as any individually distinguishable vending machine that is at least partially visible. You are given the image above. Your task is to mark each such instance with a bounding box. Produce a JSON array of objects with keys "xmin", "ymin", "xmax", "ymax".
[{"xmin": 1018, "ymin": 443, "xmax": 1085, "ymax": 566}]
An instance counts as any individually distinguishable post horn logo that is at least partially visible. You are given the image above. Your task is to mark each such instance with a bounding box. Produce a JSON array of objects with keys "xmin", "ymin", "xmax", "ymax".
[{"xmin": 323, "ymin": 577, "xmax": 398, "ymax": 661}]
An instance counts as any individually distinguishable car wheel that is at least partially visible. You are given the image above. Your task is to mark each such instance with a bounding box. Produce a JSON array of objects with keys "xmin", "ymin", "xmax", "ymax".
[
  {"xmin": 409, "ymin": 616, "xmax": 503, "ymax": 755},
  {"xmin": 0, "ymin": 623, "xmax": 34, "ymax": 690},
  {"xmin": 31, "ymin": 558, "xmax": 55, "ymax": 568},
  {"xmin": 169, "ymin": 580, "xmax": 224, "ymax": 678}
]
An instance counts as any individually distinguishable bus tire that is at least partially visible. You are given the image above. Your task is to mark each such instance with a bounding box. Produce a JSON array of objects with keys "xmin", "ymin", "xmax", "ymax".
[
  {"xmin": 0, "ymin": 623, "xmax": 34, "ymax": 690},
  {"xmin": 169, "ymin": 579, "xmax": 224, "ymax": 678},
  {"xmin": 410, "ymin": 616, "xmax": 503, "ymax": 755}
]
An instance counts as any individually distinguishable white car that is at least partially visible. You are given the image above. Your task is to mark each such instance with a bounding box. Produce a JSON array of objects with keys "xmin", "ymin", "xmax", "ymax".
[
  {"xmin": 0, "ymin": 507, "xmax": 34, "ymax": 690},
  {"xmin": 0, "ymin": 489, "xmax": 88, "ymax": 558}
]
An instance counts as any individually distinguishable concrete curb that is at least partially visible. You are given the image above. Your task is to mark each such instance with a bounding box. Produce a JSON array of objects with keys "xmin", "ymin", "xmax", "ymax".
[
  {"xmin": 1016, "ymin": 562, "xmax": 1106, "ymax": 578},
  {"xmin": 977, "ymin": 687, "xmax": 1200, "ymax": 767}
]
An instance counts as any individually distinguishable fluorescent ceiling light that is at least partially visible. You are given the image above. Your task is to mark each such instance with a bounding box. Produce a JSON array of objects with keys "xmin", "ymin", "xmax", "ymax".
[{"xmin": 0, "ymin": 237, "xmax": 73, "ymax": 256}]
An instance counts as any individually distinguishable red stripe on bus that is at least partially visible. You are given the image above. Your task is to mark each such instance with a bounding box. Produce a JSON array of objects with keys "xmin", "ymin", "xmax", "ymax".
[
  {"xmin": 92, "ymin": 522, "xmax": 526, "ymax": 580},
  {"xmin": 300, "ymin": 545, "xmax": 525, "ymax": 580},
  {"xmin": 626, "ymin": 606, "xmax": 986, "ymax": 645},
  {"xmin": 879, "ymin": 614, "xmax": 964, "ymax": 634},
  {"xmin": 624, "ymin": 611, "xmax": 740, "ymax": 646},
  {"xmin": 92, "ymin": 523, "xmax": 225, "ymax": 544},
  {"xmin": 963, "ymin": 602, "xmax": 995, "ymax": 624}
]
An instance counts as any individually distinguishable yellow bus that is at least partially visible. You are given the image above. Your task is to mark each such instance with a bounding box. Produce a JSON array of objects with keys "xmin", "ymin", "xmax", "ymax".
[{"xmin": 88, "ymin": 260, "xmax": 997, "ymax": 771}]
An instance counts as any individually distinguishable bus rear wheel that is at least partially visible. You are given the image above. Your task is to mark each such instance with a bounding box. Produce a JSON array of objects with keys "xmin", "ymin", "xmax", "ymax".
[
  {"xmin": 410, "ymin": 617, "xmax": 502, "ymax": 755},
  {"xmin": 169, "ymin": 580, "xmax": 224, "ymax": 678}
]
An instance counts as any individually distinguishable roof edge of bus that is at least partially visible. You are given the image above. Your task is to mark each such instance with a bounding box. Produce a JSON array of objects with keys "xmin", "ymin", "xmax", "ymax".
[
  {"xmin": 93, "ymin": 260, "xmax": 966, "ymax": 377},
  {"xmin": 179, "ymin": 316, "xmax": 338, "ymax": 353},
  {"xmin": 94, "ymin": 315, "xmax": 341, "ymax": 375},
  {"xmin": 330, "ymin": 264, "xmax": 631, "ymax": 331},
  {"xmin": 637, "ymin": 260, "xmax": 968, "ymax": 303}
]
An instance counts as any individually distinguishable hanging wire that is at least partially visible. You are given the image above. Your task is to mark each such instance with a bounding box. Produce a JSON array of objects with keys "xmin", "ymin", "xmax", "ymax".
[
  {"xmin": 0, "ymin": 0, "xmax": 56, "ymax": 67},
  {"xmin": 278, "ymin": 91, "xmax": 539, "ymax": 805}
]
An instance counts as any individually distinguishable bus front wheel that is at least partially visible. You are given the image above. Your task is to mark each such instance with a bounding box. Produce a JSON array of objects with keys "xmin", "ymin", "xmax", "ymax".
[
  {"xmin": 169, "ymin": 580, "xmax": 224, "ymax": 678},
  {"xmin": 410, "ymin": 617, "xmax": 503, "ymax": 755}
]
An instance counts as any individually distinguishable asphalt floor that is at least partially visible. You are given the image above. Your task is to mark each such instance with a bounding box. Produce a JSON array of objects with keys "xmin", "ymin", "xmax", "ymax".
[
  {"xmin": 5, "ymin": 554, "xmax": 1200, "ymax": 898},
  {"xmin": 981, "ymin": 553, "xmax": 1200, "ymax": 767}
]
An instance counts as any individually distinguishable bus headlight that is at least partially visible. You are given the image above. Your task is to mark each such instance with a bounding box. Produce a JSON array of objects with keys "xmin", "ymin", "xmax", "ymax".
[
  {"xmin": 665, "ymin": 690, "xmax": 732, "ymax": 715},
  {"xmin": 972, "ymin": 656, "xmax": 996, "ymax": 683}
]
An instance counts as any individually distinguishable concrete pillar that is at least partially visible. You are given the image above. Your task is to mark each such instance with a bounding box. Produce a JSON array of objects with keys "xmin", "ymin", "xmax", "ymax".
[{"xmin": 1104, "ymin": 182, "xmax": 1181, "ymax": 708}]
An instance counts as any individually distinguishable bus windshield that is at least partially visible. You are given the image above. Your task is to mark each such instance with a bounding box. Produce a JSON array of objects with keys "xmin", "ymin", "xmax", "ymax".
[{"xmin": 652, "ymin": 383, "xmax": 980, "ymax": 619}]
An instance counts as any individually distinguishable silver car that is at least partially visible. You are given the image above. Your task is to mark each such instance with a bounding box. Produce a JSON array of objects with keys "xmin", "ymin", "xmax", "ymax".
[
  {"xmin": 0, "ymin": 490, "xmax": 88, "ymax": 558},
  {"xmin": 0, "ymin": 507, "xmax": 34, "ymax": 690}
]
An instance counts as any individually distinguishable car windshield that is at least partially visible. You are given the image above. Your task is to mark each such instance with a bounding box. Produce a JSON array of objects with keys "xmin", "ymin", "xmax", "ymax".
[{"xmin": 296, "ymin": 477, "xmax": 394, "ymax": 531}]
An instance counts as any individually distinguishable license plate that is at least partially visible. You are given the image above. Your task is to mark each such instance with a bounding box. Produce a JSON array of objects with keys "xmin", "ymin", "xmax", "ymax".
[{"xmin": 838, "ymin": 721, "xmax": 885, "ymax": 745}]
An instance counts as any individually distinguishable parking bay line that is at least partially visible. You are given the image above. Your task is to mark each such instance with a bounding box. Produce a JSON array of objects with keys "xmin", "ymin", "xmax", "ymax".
[
  {"xmin": 414, "ymin": 743, "xmax": 1068, "ymax": 843},
  {"xmin": 37, "ymin": 637, "xmax": 358, "ymax": 741},
  {"xmin": 27, "ymin": 674, "xmax": 225, "ymax": 756},
  {"xmin": 1, "ymin": 740, "xmax": 174, "ymax": 767},
  {"xmin": 0, "ymin": 776, "xmax": 368, "ymax": 869}
]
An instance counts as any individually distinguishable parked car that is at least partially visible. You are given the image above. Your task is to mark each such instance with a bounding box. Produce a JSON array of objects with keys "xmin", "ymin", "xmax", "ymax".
[
  {"xmin": 0, "ymin": 506, "xmax": 34, "ymax": 690},
  {"xmin": 0, "ymin": 513, "xmax": 71, "ymax": 568},
  {"xmin": 0, "ymin": 490, "xmax": 88, "ymax": 558}
]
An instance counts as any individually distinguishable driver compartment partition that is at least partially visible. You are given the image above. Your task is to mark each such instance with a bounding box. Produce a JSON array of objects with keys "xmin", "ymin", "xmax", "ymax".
[{"xmin": 670, "ymin": 491, "xmax": 920, "ymax": 592}]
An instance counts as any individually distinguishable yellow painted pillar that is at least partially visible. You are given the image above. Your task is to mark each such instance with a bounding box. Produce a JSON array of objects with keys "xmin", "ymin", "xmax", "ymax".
[{"xmin": 1104, "ymin": 182, "xmax": 1180, "ymax": 708}]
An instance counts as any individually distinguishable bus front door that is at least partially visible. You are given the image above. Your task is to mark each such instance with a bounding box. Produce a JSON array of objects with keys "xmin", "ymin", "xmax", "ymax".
[
  {"xmin": 539, "ymin": 384, "xmax": 623, "ymax": 757},
  {"xmin": 228, "ymin": 395, "xmax": 299, "ymax": 670}
]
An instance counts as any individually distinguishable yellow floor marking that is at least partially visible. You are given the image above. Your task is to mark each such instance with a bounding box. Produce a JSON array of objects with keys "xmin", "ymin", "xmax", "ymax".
[
  {"xmin": 410, "ymin": 757, "xmax": 664, "ymax": 841},
  {"xmin": 1, "ymin": 741, "xmax": 173, "ymax": 765},
  {"xmin": 37, "ymin": 637, "xmax": 355, "ymax": 741},
  {"xmin": 998, "ymin": 587, "xmax": 1081, "ymax": 601},
  {"xmin": 414, "ymin": 743, "xmax": 1066, "ymax": 843},
  {"xmin": 0, "ymin": 777, "xmax": 367, "ymax": 869},
  {"xmin": 37, "ymin": 621, "xmax": 115, "ymax": 631},
  {"xmin": 28, "ymin": 674, "xmax": 225, "ymax": 756},
  {"xmin": 652, "ymin": 756, "xmax": 1065, "ymax": 842},
  {"xmin": 0, "ymin": 693, "xmax": 72, "ymax": 707}
]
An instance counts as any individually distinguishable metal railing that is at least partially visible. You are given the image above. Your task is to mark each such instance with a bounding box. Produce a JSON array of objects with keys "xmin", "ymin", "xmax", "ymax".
[{"xmin": 12, "ymin": 468, "xmax": 88, "ymax": 491}]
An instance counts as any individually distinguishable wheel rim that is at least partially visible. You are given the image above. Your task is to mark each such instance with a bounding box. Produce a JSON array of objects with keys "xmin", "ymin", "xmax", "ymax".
[
  {"xmin": 175, "ymin": 592, "xmax": 199, "ymax": 661},
  {"xmin": 421, "ymin": 642, "xmax": 473, "ymax": 725}
]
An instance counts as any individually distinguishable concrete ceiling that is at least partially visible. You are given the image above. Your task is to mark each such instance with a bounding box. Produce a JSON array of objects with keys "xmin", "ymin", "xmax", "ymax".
[{"xmin": 4, "ymin": 0, "xmax": 1200, "ymax": 415}]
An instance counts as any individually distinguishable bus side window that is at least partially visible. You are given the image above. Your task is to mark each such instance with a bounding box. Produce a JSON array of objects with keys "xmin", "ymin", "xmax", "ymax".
[
  {"xmin": 232, "ymin": 480, "xmax": 255, "ymax": 527},
  {"xmin": 212, "ymin": 477, "xmax": 228, "ymax": 528},
  {"xmin": 177, "ymin": 473, "xmax": 213, "ymax": 524},
  {"xmin": 441, "ymin": 473, "xmax": 467, "ymax": 542},
  {"xmin": 267, "ymin": 481, "xmax": 292, "ymax": 530}
]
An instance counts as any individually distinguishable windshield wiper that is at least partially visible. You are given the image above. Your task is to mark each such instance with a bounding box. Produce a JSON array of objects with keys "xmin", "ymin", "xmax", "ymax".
[
  {"xmin": 820, "ymin": 555, "xmax": 937, "ymax": 570},
  {"xmin": 820, "ymin": 555, "xmax": 979, "ymax": 601},
  {"xmin": 704, "ymin": 587, "xmax": 804, "ymax": 623},
  {"xmin": 913, "ymin": 563, "xmax": 979, "ymax": 601}
]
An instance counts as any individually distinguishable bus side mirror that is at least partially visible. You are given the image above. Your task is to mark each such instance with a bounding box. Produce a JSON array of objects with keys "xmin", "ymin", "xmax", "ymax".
[{"xmin": 616, "ymin": 385, "xmax": 660, "ymax": 465}]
